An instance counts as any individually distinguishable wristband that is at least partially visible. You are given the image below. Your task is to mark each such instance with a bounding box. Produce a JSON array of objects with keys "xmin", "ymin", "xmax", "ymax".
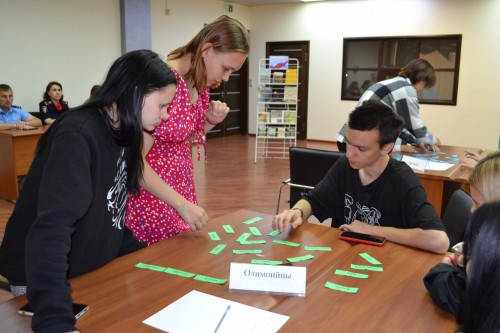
[
  {"xmin": 444, "ymin": 254, "xmax": 456, "ymax": 266},
  {"xmin": 205, "ymin": 118, "xmax": 217, "ymax": 126},
  {"xmin": 291, "ymin": 207, "xmax": 304, "ymax": 219}
]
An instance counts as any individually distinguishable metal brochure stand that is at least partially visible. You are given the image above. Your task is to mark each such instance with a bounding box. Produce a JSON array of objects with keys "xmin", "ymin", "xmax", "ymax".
[{"xmin": 255, "ymin": 57, "xmax": 299, "ymax": 163}]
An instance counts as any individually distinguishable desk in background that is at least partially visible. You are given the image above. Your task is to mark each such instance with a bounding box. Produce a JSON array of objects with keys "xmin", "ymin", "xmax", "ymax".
[
  {"xmin": 0, "ymin": 210, "xmax": 456, "ymax": 332},
  {"xmin": 0, "ymin": 126, "xmax": 49, "ymax": 201},
  {"xmin": 397, "ymin": 145, "xmax": 476, "ymax": 216}
]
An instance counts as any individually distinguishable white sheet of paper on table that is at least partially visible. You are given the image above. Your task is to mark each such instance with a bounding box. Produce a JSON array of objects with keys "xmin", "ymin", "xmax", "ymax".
[
  {"xmin": 401, "ymin": 155, "xmax": 454, "ymax": 171},
  {"xmin": 143, "ymin": 290, "xmax": 289, "ymax": 333}
]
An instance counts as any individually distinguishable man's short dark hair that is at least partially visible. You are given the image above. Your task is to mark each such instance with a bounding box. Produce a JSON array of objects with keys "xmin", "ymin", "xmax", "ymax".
[
  {"xmin": 348, "ymin": 100, "xmax": 404, "ymax": 148},
  {"xmin": 0, "ymin": 84, "xmax": 12, "ymax": 92}
]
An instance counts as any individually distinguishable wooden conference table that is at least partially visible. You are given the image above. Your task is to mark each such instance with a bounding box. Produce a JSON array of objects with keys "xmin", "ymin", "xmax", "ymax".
[
  {"xmin": 0, "ymin": 126, "xmax": 49, "ymax": 201},
  {"xmin": 0, "ymin": 210, "xmax": 456, "ymax": 332},
  {"xmin": 396, "ymin": 145, "xmax": 478, "ymax": 216}
]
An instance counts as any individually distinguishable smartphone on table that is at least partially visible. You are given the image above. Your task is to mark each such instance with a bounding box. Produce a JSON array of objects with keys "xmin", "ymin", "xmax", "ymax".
[
  {"xmin": 18, "ymin": 303, "xmax": 89, "ymax": 319},
  {"xmin": 339, "ymin": 231, "xmax": 386, "ymax": 247}
]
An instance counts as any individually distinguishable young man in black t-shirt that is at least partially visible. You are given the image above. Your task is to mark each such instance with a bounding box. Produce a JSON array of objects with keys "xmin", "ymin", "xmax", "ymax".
[{"xmin": 272, "ymin": 101, "xmax": 449, "ymax": 254}]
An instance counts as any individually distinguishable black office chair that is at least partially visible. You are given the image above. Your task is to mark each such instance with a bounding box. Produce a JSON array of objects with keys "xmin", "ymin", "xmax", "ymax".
[
  {"xmin": 276, "ymin": 147, "xmax": 344, "ymax": 214},
  {"xmin": 441, "ymin": 189, "xmax": 473, "ymax": 249}
]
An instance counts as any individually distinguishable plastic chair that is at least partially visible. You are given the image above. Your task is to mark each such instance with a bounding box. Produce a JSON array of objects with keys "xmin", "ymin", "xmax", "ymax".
[
  {"xmin": 441, "ymin": 189, "xmax": 473, "ymax": 249},
  {"xmin": 276, "ymin": 147, "xmax": 344, "ymax": 214}
]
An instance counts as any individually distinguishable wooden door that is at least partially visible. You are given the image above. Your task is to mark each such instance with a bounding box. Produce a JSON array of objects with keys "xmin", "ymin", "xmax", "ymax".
[
  {"xmin": 266, "ymin": 41, "xmax": 309, "ymax": 140},
  {"xmin": 207, "ymin": 60, "xmax": 249, "ymax": 139}
]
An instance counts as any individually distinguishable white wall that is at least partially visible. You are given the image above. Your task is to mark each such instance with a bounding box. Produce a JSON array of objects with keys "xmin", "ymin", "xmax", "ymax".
[
  {"xmin": 247, "ymin": 0, "xmax": 500, "ymax": 150},
  {"xmin": 150, "ymin": 0, "xmax": 250, "ymax": 59},
  {"xmin": 3, "ymin": 0, "xmax": 498, "ymax": 150},
  {"xmin": 1, "ymin": 0, "xmax": 122, "ymax": 111},
  {"xmin": 1, "ymin": 0, "xmax": 249, "ymax": 112}
]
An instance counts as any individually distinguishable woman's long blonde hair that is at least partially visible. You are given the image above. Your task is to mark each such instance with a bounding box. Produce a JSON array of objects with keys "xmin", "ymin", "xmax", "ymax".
[{"xmin": 167, "ymin": 15, "xmax": 249, "ymax": 91}]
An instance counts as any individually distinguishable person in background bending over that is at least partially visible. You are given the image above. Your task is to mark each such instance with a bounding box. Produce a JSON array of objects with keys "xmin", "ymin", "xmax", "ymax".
[
  {"xmin": 0, "ymin": 84, "xmax": 42, "ymax": 130},
  {"xmin": 424, "ymin": 151, "xmax": 500, "ymax": 321},
  {"xmin": 337, "ymin": 59, "xmax": 441, "ymax": 153},
  {"xmin": 273, "ymin": 100, "xmax": 449, "ymax": 254},
  {"xmin": 126, "ymin": 15, "xmax": 249, "ymax": 245},
  {"xmin": 39, "ymin": 81, "xmax": 69, "ymax": 125},
  {"xmin": 0, "ymin": 50, "xmax": 177, "ymax": 333}
]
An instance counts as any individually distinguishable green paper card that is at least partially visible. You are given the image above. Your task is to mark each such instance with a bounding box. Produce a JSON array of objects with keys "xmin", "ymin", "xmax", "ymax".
[
  {"xmin": 251, "ymin": 259, "xmax": 284, "ymax": 265},
  {"xmin": 164, "ymin": 267, "xmax": 196, "ymax": 278},
  {"xmin": 334, "ymin": 269, "xmax": 369, "ymax": 279},
  {"xmin": 194, "ymin": 275, "xmax": 227, "ymax": 285},
  {"xmin": 267, "ymin": 230, "xmax": 280, "ymax": 237},
  {"xmin": 287, "ymin": 254, "xmax": 314, "ymax": 262},
  {"xmin": 236, "ymin": 233, "xmax": 251, "ymax": 243},
  {"xmin": 243, "ymin": 217, "xmax": 263, "ymax": 225},
  {"xmin": 273, "ymin": 239, "xmax": 301, "ymax": 247},
  {"xmin": 324, "ymin": 281, "xmax": 358, "ymax": 294},
  {"xmin": 304, "ymin": 246, "xmax": 332, "ymax": 251},
  {"xmin": 233, "ymin": 249, "xmax": 263, "ymax": 254},
  {"xmin": 240, "ymin": 240, "xmax": 266, "ymax": 245},
  {"xmin": 223, "ymin": 225, "xmax": 235, "ymax": 234},
  {"xmin": 208, "ymin": 231, "xmax": 221, "ymax": 241},
  {"xmin": 209, "ymin": 244, "xmax": 227, "ymax": 255},
  {"xmin": 249, "ymin": 226, "xmax": 262, "ymax": 236},
  {"xmin": 135, "ymin": 262, "xmax": 167, "ymax": 272},
  {"xmin": 359, "ymin": 253, "xmax": 382, "ymax": 265},
  {"xmin": 350, "ymin": 264, "xmax": 383, "ymax": 272}
]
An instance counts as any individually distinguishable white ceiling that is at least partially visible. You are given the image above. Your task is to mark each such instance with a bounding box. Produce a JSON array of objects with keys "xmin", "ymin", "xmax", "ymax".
[{"xmin": 224, "ymin": 0, "xmax": 319, "ymax": 6}]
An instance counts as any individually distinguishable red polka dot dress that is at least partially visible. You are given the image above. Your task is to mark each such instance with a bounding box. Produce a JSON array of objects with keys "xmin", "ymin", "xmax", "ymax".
[{"xmin": 125, "ymin": 68, "xmax": 209, "ymax": 244}]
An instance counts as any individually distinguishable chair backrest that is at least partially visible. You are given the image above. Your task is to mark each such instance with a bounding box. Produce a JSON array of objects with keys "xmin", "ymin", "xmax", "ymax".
[
  {"xmin": 441, "ymin": 189, "xmax": 474, "ymax": 248},
  {"xmin": 289, "ymin": 147, "xmax": 344, "ymax": 207}
]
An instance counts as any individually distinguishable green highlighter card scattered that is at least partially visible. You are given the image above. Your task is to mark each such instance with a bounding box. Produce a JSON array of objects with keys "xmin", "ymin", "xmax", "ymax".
[
  {"xmin": 243, "ymin": 217, "xmax": 263, "ymax": 225},
  {"xmin": 223, "ymin": 225, "xmax": 235, "ymax": 234},
  {"xmin": 209, "ymin": 244, "xmax": 227, "ymax": 255},
  {"xmin": 325, "ymin": 281, "xmax": 358, "ymax": 294},
  {"xmin": 208, "ymin": 231, "xmax": 221, "ymax": 241},
  {"xmin": 359, "ymin": 252, "xmax": 382, "ymax": 265}
]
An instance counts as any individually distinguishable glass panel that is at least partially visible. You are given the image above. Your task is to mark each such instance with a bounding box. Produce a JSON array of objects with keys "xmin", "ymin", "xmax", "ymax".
[
  {"xmin": 419, "ymin": 39, "xmax": 458, "ymax": 69},
  {"xmin": 344, "ymin": 70, "xmax": 377, "ymax": 99},
  {"xmin": 420, "ymin": 71, "xmax": 455, "ymax": 101},
  {"xmin": 382, "ymin": 40, "xmax": 418, "ymax": 68},
  {"xmin": 346, "ymin": 41, "xmax": 379, "ymax": 68}
]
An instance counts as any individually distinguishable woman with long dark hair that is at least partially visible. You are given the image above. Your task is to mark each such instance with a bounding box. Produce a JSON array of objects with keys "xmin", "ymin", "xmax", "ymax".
[
  {"xmin": 461, "ymin": 202, "xmax": 500, "ymax": 332},
  {"xmin": 0, "ymin": 49, "xmax": 177, "ymax": 333}
]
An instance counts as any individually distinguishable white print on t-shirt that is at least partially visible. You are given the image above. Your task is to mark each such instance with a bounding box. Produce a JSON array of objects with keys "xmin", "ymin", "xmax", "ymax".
[
  {"xmin": 107, "ymin": 148, "xmax": 127, "ymax": 230},
  {"xmin": 344, "ymin": 194, "xmax": 381, "ymax": 226}
]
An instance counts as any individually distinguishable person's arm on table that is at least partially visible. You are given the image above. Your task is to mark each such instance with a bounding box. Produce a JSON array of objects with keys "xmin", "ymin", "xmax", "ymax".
[
  {"xmin": 139, "ymin": 132, "xmax": 208, "ymax": 231},
  {"xmin": 24, "ymin": 114, "xmax": 42, "ymax": 127},
  {"xmin": 340, "ymin": 180, "xmax": 449, "ymax": 253},
  {"xmin": 272, "ymin": 199, "xmax": 312, "ymax": 233},
  {"xmin": 0, "ymin": 122, "xmax": 16, "ymax": 130},
  {"xmin": 339, "ymin": 222, "xmax": 449, "ymax": 253},
  {"xmin": 404, "ymin": 97, "xmax": 441, "ymax": 152},
  {"xmin": 423, "ymin": 261, "xmax": 466, "ymax": 319}
]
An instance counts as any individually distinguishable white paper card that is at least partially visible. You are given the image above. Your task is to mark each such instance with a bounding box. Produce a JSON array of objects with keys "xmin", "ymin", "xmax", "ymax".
[
  {"xmin": 401, "ymin": 155, "xmax": 428, "ymax": 171},
  {"xmin": 401, "ymin": 155, "xmax": 455, "ymax": 171},
  {"xmin": 143, "ymin": 290, "xmax": 289, "ymax": 333},
  {"xmin": 229, "ymin": 262, "xmax": 306, "ymax": 296}
]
